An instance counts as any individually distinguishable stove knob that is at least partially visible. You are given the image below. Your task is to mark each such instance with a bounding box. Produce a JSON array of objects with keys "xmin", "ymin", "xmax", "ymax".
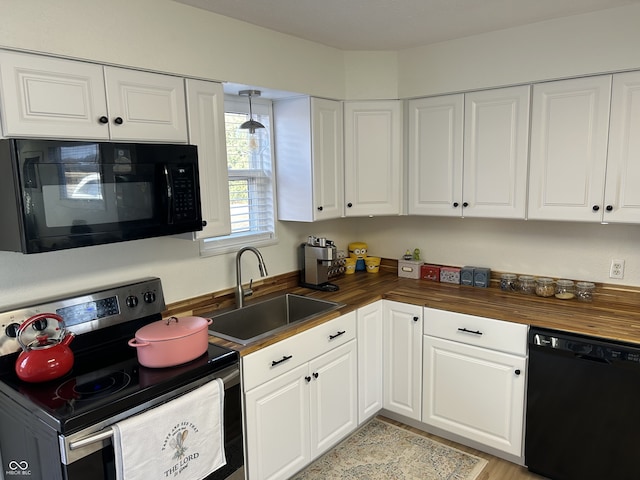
[
  {"xmin": 125, "ymin": 295, "xmax": 139, "ymax": 308},
  {"xmin": 4, "ymin": 323, "xmax": 20, "ymax": 338},
  {"xmin": 143, "ymin": 291, "xmax": 156, "ymax": 304},
  {"xmin": 32, "ymin": 318, "xmax": 48, "ymax": 331}
]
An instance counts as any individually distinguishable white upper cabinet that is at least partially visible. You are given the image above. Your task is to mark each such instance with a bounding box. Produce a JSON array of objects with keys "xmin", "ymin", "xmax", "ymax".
[
  {"xmin": 408, "ymin": 86, "xmax": 530, "ymax": 219},
  {"xmin": 103, "ymin": 66, "xmax": 187, "ymax": 142},
  {"xmin": 407, "ymin": 94, "xmax": 464, "ymax": 216},
  {"xmin": 344, "ymin": 100, "xmax": 402, "ymax": 217},
  {"xmin": 185, "ymin": 79, "xmax": 231, "ymax": 238},
  {"xmin": 528, "ymin": 75, "xmax": 612, "ymax": 221},
  {"xmin": 463, "ymin": 86, "xmax": 530, "ymax": 218},
  {"xmin": 0, "ymin": 50, "xmax": 188, "ymax": 142},
  {"xmin": 274, "ymin": 97, "xmax": 344, "ymax": 222},
  {"xmin": 603, "ymin": 71, "xmax": 640, "ymax": 224},
  {"xmin": 0, "ymin": 51, "xmax": 109, "ymax": 139}
]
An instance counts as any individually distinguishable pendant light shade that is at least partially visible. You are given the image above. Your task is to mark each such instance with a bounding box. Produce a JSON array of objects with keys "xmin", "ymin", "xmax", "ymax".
[{"xmin": 239, "ymin": 89, "xmax": 265, "ymax": 134}]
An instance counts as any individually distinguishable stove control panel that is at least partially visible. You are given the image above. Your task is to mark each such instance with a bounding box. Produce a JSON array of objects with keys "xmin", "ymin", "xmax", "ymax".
[{"xmin": 0, "ymin": 277, "xmax": 165, "ymax": 357}]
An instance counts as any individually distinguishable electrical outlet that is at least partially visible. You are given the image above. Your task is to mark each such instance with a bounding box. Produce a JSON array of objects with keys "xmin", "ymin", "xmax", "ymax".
[{"xmin": 610, "ymin": 259, "xmax": 625, "ymax": 279}]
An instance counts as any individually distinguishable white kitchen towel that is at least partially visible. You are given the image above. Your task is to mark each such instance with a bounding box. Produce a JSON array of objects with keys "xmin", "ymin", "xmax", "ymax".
[{"xmin": 112, "ymin": 378, "xmax": 226, "ymax": 480}]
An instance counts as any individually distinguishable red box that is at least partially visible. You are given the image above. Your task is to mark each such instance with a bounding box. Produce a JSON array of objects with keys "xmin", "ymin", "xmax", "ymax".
[{"xmin": 421, "ymin": 264, "xmax": 441, "ymax": 282}]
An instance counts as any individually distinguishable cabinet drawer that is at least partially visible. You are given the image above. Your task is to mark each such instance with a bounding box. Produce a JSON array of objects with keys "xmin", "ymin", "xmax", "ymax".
[
  {"xmin": 423, "ymin": 307, "xmax": 527, "ymax": 356},
  {"xmin": 243, "ymin": 312, "xmax": 356, "ymax": 391}
]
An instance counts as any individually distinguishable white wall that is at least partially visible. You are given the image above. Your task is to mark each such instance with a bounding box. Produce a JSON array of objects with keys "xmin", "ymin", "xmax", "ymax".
[
  {"xmin": 397, "ymin": 4, "xmax": 640, "ymax": 98},
  {"xmin": 0, "ymin": 0, "xmax": 354, "ymax": 308},
  {"xmin": 0, "ymin": 0, "xmax": 346, "ymax": 99},
  {"xmin": 344, "ymin": 51, "xmax": 399, "ymax": 100},
  {"xmin": 1, "ymin": 1, "xmax": 640, "ymax": 310},
  {"xmin": 0, "ymin": 218, "xmax": 355, "ymax": 307},
  {"xmin": 351, "ymin": 216, "xmax": 640, "ymax": 286}
]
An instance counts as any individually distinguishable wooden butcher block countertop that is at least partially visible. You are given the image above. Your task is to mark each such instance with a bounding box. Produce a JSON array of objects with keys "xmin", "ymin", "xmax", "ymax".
[{"xmin": 165, "ymin": 263, "xmax": 640, "ymax": 356}]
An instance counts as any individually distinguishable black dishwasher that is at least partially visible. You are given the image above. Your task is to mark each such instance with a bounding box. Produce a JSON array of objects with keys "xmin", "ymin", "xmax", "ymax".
[{"xmin": 525, "ymin": 327, "xmax": 640, "ymax": 480}]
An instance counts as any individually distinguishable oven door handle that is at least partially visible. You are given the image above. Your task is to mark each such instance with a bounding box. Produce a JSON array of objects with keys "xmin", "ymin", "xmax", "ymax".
[
  {"xmin": 69, "ymin": 429, "xmax": 114, "ymax": 451},
  {"xmin": 68, "ymin": 366, "xmax": 240, "ymax": 451}
]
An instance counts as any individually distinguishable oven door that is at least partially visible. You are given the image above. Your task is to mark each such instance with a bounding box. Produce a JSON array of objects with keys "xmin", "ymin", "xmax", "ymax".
[{"xmin": 60, "ymin": 365, "xmax": 243, "ymax": 480}]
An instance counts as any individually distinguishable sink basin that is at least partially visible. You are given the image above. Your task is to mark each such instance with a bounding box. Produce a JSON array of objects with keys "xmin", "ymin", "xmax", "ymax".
[{"xmin": 208, "ymin": 294, "xmax": 343, "ymax": 345}]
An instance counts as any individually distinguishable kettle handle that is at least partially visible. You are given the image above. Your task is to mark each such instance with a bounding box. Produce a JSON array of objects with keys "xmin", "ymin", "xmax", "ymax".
[{"xmin": 16, "ymin": 313, "xmax": 66, "ymax": 351}]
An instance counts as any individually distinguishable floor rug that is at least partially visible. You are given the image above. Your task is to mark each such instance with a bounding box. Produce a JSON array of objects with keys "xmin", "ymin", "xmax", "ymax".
[{"xmin": 291, "ymin": 417, "xmax": 488, "ymax": 480}]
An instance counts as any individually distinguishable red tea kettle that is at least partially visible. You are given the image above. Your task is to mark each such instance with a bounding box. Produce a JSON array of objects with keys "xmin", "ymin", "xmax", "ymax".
[{"xmin": 15, "ymin": 313, "xmax": 75, "ymax": 383}]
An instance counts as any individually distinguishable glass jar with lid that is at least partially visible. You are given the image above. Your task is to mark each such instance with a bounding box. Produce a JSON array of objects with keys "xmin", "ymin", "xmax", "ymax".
[
  {"xmin": 576, "ymin": 281, "xmax": 595, "ymax": 302},
  {"xmin": 518, "ymin": 275, "xmax": 536, "ymax": 295},
  {"xmin": 535, "ymin": 277, "xmax": 555, "ymax": 297},
  {"xmin": 555, "ymin": 279, "xmax": 575, "ymax": 300},
  {"xmin": 500, "ymin": 273, "xmax": 518, "ymax": 292}
]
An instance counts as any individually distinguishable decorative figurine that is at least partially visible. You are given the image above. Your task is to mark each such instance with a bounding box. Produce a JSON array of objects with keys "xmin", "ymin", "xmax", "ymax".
[
  {"xmin": 413, "ymin": 248, "xmax": 421, "ymax": 261},
  {"xmin": 348, "ymin": 242, "xmax": 368, "ymax": 271}
]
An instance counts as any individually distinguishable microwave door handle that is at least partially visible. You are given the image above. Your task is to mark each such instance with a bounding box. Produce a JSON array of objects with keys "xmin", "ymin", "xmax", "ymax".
[{"xmin": 163, "ymin": 165, "xmax": 174, "ymax": 224}]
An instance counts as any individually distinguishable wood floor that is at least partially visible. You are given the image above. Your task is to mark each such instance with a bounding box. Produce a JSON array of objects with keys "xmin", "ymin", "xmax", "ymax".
[{"xmin": 379, "ymin": 416, "xmax": 549, "ymax": 480}]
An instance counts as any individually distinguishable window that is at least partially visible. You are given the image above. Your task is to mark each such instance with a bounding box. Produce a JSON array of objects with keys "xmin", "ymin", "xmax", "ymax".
[{"xmin": 200, "ymin": 95, "xmax": 277, "ymax": 254}]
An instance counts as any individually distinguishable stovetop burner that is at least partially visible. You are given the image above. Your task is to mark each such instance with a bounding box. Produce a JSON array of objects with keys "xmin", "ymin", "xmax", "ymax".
[{"xmin": 56, "ymin": 370, "xmax": 131, "ymax": 402}]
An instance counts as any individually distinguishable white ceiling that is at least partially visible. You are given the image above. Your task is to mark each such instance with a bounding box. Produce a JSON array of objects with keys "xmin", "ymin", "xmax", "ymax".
[{"xmin": 174, "ymin": 0, "xmax": 640, "ymax": 50}]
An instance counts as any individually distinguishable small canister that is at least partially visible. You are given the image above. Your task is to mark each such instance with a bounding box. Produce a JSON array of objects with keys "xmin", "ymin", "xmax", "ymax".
[
  {"xmin": 500, "ymin": 273, "xmax": 517, "ymax": 292},
  {"xmin": 555, "ymin": 279, "xmax": 575, "ymax": 300},
  {"xmin": 576, "ymin": 281, "xmax": 595, "ymax": 302},
  {"xmin": 535, "ymin": 277, "xmax": 555, "ymax": 297},
  {"xmin": 518, "ymin": 275, "xmax": 536, "ymax": 295}
]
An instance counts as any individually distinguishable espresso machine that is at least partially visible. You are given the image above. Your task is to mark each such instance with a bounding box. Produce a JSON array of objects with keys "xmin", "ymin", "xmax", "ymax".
[{"xmin": 299, "ymin": 236, "xmax": 341, "ymax": 291}]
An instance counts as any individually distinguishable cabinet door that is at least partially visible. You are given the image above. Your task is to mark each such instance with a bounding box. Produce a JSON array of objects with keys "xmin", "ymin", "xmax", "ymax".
[
  {"xmin": 407, "ymin": 94, "xmax": 464, "ymax": 216},
  {"xmin": 463, "ymin": 86, "xmax": 530, "ymax": 219},
  {"xmin": 0, "ymin": 50, "xmax": 109, "ymax": 139},
  {"xmin": 104, "ymin": 67, "xmax": 188, "ymax": 142},
  {"xmin": 245, "ymin": 364, "xmax": 310, "ymax": 480},
  {"xmin": 308, "ymin": 340, "xmax": 357, "ymax": 458},
  {"xmin": 311, "ymin": 98, "xmax": 344, "ymax": 220},
  {"xmin": 274, "ymin": 97, "xmax": 343, "ymax": 222},
  {"xmin": 604, "ymin": 71, "xmax": 640, "ymax": 223},
  {"xmin": 357, "ymin": 301, "xmax": 384, "ymax": 424},
  {"xmin": 383, "ymin": 300, "xmax": 422, "ymax": 420},
  {"xmin": 423, "ymin": 335, "xmax": 526, "ymax": 456},
  {"xmin": 528, "ymin": 76, "xmax": 611, "ymax": 221},
  {"xmin": 344, "ymin": 101, "xmax": 402, "ymax": 216},
  {"xmin": 185, "ymin": 79, "xmax": 231, "ymax": 238}
]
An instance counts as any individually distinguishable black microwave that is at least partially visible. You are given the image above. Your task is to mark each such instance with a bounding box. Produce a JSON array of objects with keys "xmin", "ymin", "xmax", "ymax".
[{"xmin": 0, "ymin": 139, "xmax": 203, "ymax": 253}]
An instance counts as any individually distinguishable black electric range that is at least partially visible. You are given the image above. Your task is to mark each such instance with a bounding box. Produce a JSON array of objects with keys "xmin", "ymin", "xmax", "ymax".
[{"xmin": 0, "ymin": 277, "xmax": 243, "ymax": 480}]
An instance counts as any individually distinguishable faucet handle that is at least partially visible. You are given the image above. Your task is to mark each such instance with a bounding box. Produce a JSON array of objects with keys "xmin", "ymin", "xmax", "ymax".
[{"xmin": 245, "ymin": 279, "xmax": 254, "ymax": 298}]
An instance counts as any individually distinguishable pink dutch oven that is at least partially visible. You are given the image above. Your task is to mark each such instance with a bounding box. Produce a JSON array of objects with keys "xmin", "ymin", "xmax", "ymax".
[{"xmin": 129, "ymin": 316, "xmax": 212, "ymax": 368}]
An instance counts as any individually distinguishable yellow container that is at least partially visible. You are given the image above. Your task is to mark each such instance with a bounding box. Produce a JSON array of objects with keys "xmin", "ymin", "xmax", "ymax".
[
  {"xmin": 365, "ymin": 256, "xmax": 381, "ymax": 273},
  {"xmin": 345, "ymin": 257, "xmax": 356, "ymax": 274}
]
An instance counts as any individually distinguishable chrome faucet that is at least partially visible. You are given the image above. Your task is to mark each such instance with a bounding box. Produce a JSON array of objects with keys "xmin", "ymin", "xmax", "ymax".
[{"xmin": 235, "ymin": 246, "xmax": 268, "ymax": 308}]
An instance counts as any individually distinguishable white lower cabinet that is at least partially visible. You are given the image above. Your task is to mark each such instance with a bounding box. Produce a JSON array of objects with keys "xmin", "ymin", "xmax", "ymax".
[
  {"xmin": 245, "ymin": 363, "xmax": 310, "ymax": 480},
  {"xmin": 356, "ymin": 301, "xmax": 384, "ymax": 424},
  {"xmin": 383, "ymin": 300, "xmax": 423, "ymax": 421},
  {"xmin": 422, "ymin": 307, "xmax": 527, "ymax": 457},
  {"xmin": 308, "ymin": 341, "xmax": 358, "ymax": 456},
  {"xmin": 243, "ymin": 313, "xmax": 357, "ymax": 480},
  {"xmin": 244, "ymin": 302, "xmax": 529, "ymax": 479}
]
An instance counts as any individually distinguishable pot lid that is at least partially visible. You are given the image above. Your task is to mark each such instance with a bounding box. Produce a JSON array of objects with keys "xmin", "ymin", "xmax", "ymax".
[{"xmin": 135, "ymin": 316, "xmax": 209, "ymax": 342}]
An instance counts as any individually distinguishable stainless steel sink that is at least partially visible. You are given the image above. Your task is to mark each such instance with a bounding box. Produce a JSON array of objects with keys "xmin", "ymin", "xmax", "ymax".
[{"xmin": 208, "ymin": 294, "xmax": 343, "ymax": 345}]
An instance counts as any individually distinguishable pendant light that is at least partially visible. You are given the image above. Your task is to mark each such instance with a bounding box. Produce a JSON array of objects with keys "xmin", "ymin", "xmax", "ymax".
[{"xmin": 238, "ymin": 89, "xmax": 265, "ymax": 134}]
